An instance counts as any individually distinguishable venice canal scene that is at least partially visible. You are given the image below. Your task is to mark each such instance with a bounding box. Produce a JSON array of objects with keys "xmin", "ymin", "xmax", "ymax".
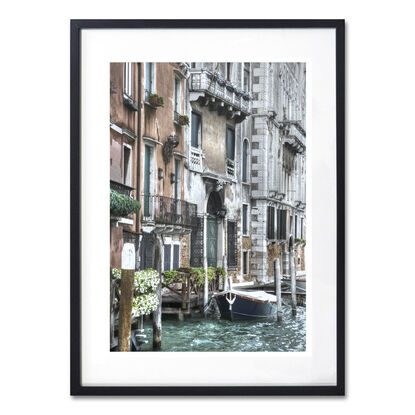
[{"xmin": 110, "ymin": 62, "xmax": 306, "ymax": 352}]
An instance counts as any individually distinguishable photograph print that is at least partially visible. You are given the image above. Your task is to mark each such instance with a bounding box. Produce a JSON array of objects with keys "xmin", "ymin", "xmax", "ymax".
[{"xmin": 109, "ymin": 62, "xmax": 307, "ymax": 353}]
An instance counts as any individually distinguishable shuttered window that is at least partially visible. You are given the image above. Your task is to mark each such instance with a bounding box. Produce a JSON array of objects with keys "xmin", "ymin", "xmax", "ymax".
[
  {"xmin": 164, "ymin": 244, "xmax": 171, "ymax": 271},
  {"xmin": 267, "ymin": 206, "xmax": 275, "ymax": 240},
  {"xmin": 227, "ymin": 221, "xmax": 238, "ymax": 268},
  {"xmin": 173, "ymin": 245, "xmax": 180, "ymax": 270}
]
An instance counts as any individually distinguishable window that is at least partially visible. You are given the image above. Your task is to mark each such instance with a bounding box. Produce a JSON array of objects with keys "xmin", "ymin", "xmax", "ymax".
[
  {"xmin": 124, "ymin": 62, "xmax": 132, "ymax": 97},
  {"xmin": 242, "ymin": 139, "xmax": 249, "ymax": 182},
  {"xmin": 243, "ymin": 63, "xmax": 250, "ymax": 92},
  {"xmin": 174, "ymin": 158, "xmax": 181, "ymax": 201},
  {"xmin": 295, "ymin": 215, "xmax": 298, "ymax": 238},
  {"xmin": 226, "ymin": 128, "xmax": 235, "ymax": 161},
  {"xmin": 242, "ymin": 204, "xmax": 248, "ymax": 235},
  {"xmin": 164, "ymin": 244, "xmax": 171, "ymax": 271},
  {"xmin": 164, "ymin": 243, "xmax": 180, "ymax": 271},
  {"xmin": 191, "ymin": 112, "xmax": 201, "ymax": 148},
  {"xmin": 227, "ymin": 221, "xmax": 238, "ymax": 268},
  {"xmin": 277, "ymin": 209, "xmax": 287, "ymax": 240},
  {"xmin": 301, "ymin": 218, "xmax": 304, "ymax": 239},
  {"xmin": 242, "ymin": 251, "xmax": 249, "ymax": 275},
  {"xmin": 173, "ymin": 245, "xmax": 180, "ymax": 270},
  {"xmin": 190, "ymin": 217, "xmax": 204, "ymax": 267},
  {"xmin": 123, "ymin": 145, "xmax": 132, "ymax": 186},
  {"xmin": 267, "ymin": 206, "xmax": 275, "ymax": 240},
  {"xmin": 145, "ymin": 62, "xmax": 155, "ymax": 101},
  {"xmin": 174, "ymin": 76, "xmax": 181, "ymax": 120},
  {"xmin": 226, "ymin": 63, "xmax": 232, "ymax": 81}
]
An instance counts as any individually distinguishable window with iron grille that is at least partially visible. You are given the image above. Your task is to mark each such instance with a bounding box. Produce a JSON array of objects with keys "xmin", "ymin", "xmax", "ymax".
[
  {"xmin": 190, "ymin": 216, "xmax": 204, "ymax": 267},
  {"xmin": 267, "ymin": 206, "xmax": 275, "ymax": 240},
  {"xmin": 227, "ymin": 221, "xmax": 238, "ymax": 268},
  {"xmin": 140, "ymin": 233, "xmax": 155, "ymax": 270}
]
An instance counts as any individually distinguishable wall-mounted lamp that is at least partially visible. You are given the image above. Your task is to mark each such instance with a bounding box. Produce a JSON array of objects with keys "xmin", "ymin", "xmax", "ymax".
[
  {"xmin": 217, "ymin": 207, "xmax": 227, "ymax": 218},
  {"xmin": 170, "ymin": 173, "xmax": 176, "ymax": 184},
  {"xmin": 158, "ymin": 168, "xmax": 164, "ymax": 180}
]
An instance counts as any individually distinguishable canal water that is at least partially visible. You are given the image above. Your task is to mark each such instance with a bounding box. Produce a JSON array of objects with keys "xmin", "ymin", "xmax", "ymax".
[{"xmin": 140, "ymin": 304, "xmax": 306, "ymax": 352}]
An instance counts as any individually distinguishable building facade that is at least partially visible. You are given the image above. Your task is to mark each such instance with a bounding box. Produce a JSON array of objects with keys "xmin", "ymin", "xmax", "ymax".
[
  {"xmin": 249, "ymin": 63, "xmax": 306, "ymax": 283},
  {"xmin": 109, "ymin": 62, "xmax": 140, "ymax": 268},
  {"xmin": 138, "ymin": 62, "xmax": 197, "ymax": 274},
  {"xmin": 109, "ymin": 62, "xmax": 306, "ymax": 284},
  {"xmin": 184, "ymin": 63, "xmax": 252, "ymax": 282}
]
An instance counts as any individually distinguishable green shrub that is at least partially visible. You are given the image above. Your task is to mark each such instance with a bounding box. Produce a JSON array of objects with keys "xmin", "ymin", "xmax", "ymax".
[
  {"xmin": 163, "ymin": 270, "xmax": 179, "ymax": 285},
  {"xmin": 110, "ymin": 190, "xmax": 140, "ymax": 218}
]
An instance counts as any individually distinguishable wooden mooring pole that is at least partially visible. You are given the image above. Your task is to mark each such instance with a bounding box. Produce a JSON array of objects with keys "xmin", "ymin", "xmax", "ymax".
[
  {"xmin": 289, "ymin": 248, "xmax": 297, "ymax": 316},
  {"xmin": 275, "ymin": 258, "xmax": 283, "ymax": 322},
  {"xmin": 118, "ymin": 243, "xmax": 136, "ymax": 352},
  {"xmin": 153, "ymin": 272, "xmax": 162, "ymax": 350}
]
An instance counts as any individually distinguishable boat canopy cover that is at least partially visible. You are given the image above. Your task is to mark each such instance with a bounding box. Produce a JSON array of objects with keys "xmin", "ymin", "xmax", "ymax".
[{"xmin": 215, "ymin": 289, "xmax": 277, "ymax": 303}]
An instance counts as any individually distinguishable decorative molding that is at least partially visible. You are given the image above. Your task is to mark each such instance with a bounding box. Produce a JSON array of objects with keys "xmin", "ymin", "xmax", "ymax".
[{"xmin": 143, "ymin": 136, "xmax": 162, "ymax": 146}]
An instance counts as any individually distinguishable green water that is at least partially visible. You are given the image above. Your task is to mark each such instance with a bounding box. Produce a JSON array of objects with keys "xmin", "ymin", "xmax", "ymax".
[{"xmin": 139, "ymin": 305, "xmax": 306, "ymax": 352}]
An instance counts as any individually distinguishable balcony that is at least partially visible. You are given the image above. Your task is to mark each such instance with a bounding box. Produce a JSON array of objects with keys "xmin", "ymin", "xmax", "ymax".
[
  {"xmin": 142, "ymin": 194, "xmax": 197, "ymax": 228},
  {"xmin": 189, "ymin": 69, "xmax": 251, "ymax": 123},
  {"xmin": 110, "ymin": 180, "xmax": 135, "ymax": 197},
  {"xmin": 189, "ymin": 146, "xmax": 203, "ymax": 172},
  {"xmin": 281, "ymin": 121, "xmax": 306, "ymax": 154}
]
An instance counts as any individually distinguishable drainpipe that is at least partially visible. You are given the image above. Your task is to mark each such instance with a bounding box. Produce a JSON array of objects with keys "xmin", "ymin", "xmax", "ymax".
[{"xmin": 136, "ymin": 62, "xmax": 142, "ymax": 234}]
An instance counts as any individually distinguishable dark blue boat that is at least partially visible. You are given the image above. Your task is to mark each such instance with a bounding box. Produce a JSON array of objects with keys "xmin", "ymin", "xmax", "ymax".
[{"xmin": 214, "ymin": 289, "xmax": 278, "ymax": 321}]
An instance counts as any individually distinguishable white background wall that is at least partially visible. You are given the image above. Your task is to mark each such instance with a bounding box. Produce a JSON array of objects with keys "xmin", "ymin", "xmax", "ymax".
[{"xmin": 1, "ymin": 0, "xmax": 414, "ymax": 413}]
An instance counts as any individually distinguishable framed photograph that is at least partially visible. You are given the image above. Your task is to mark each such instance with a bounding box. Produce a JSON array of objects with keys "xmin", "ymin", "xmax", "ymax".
[{"xmin": 71, "ymin": 19, "xmax": 345, "ymax": 395}]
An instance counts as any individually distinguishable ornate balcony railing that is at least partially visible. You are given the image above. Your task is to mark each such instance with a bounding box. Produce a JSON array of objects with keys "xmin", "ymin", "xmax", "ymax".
[
  {"xmin": 281, "ymin": 121, "xmax": 306, "ymax": 154},
  {"xmin": 189, "ymin": 146, "xmax": 203, "ymax": 172},
  {"xmin": 142, "ymin": 194, "xmax": 197, "ymax": 228},
  {"xmin": 110, "ymin": 180, "xmax": 135, "ymax": 197},
  {"xmin": 189, "ymin": 69, "xmax": 251, "ymax": 122}
]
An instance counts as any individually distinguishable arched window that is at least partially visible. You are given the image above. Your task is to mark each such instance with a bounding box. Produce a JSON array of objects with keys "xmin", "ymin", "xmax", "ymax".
[{"xmin": 242, "ymin": 139, "xmax": 249, "ymax": 182}]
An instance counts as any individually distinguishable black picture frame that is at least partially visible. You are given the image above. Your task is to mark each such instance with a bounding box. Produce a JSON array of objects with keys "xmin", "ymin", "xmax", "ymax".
[{"xmin": 70, "ymin": 19, "xmax": 345, "ymax": 396}]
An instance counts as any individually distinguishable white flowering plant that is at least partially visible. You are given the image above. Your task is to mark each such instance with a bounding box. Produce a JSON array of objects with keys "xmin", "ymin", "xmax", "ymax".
[
  {"xmin": 111, "ymin": 267, "xmax": 122, "ymax": 280},
  {"xmin": 134, "ymin": 269, "xmax": 159, "ymax": 294},
  {"xmin": 132, "ymin": 292, "xmax": 159, "ymax": 316},
  {"xmin": 110, "ymin": 267, "xmax": 160, "ymax": 317}
]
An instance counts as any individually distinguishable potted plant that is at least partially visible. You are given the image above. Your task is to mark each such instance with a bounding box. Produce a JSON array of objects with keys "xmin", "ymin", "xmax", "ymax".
[
  {"xmin": 149, "ymin": 94, "xmax": 164, "ymax": 107},
  {"xmin": 217, "ymin": 76, "xmax": 226, "ymax": 87},
  {"xmin": 178, "ymin": 114, "xmax": 189, "ymax": 126},
  {"xmin": 234, "ymin": 88, "xmax": 243, "ymax": 97},
  {"xmin": 157, "ymin": 95, "xmax": 164, "ymax": 107},
  {"xmin": 242, "ymin": 91, "xmax": 251, "ymax": 101},
  {"xmin": 225, "ymin": 80, "xmax": 234, "ymax": 92}
]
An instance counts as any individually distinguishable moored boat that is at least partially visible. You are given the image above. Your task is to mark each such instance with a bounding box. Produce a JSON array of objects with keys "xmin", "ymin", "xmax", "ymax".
[{"xmin": 214, "ymin": 289, "xmax": 278, "ymax": 321}]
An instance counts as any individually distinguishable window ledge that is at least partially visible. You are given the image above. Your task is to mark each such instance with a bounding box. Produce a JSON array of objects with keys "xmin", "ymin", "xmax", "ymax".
[
  {"xmin": 123, "ymin": 93, "xmax": 138, "ymax": 111},
  {"xmin": 144, "ymin": 101, "xmax": 158, "ymax": 110}
]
